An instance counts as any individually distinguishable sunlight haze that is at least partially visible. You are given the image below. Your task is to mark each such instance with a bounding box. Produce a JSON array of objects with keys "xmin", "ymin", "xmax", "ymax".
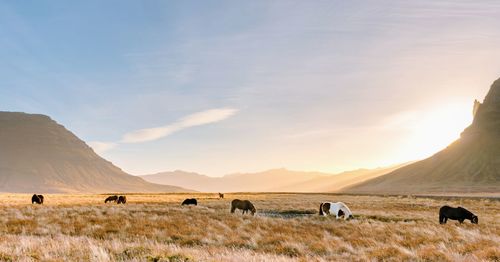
[{"xmin": 1, "ymin": 1, "xmax": 499, "ymax": 176}]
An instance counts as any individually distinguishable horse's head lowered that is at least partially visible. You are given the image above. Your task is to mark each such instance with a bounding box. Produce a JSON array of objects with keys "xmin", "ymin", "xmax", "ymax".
[
  {"xmin": 340, "ymin": 209, "xmax": 353, "ymax": 220},
  {"xmin": 250, "ymin": 205, "xmax": 256, "ymax": 215}
]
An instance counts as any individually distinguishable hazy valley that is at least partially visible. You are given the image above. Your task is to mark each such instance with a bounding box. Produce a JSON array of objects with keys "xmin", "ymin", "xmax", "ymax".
[{"xmin": 140, "ymin": 164, "xmax": 409, "ymax": 193}]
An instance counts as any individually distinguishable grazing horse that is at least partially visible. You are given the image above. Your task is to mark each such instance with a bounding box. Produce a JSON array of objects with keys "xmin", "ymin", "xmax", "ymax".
[
  {"xmin": 32, "ymin": 194, "xmax": 44, "ymax": 204},
  {"xmin": 182, "ymin": 198, "xmax": 198, "ymax": 206},
  {"xmin": 104, "ymin": 195, "xmax": 118, "ymax": 203},
  {"xmin": 218, "ymin": 193, "xmax": 224, "ymax": 199},
  {"xmin": 231, "ymin": 199, "xmax": 256, "ymax": 215},
  {"xmin": 117, "ymin": 195, "xmax": 127, "ymax": 204},
  {"xmin": 319, "ymin": 202, "xmax": 353, "ymax": 220},
  {"xmin": 439, "ymin": 206, "xmax": 478, "ymax": 224}
]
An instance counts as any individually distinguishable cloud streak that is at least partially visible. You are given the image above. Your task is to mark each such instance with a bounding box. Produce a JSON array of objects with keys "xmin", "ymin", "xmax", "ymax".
[
  {"xmin": 122, "ymin": 108, "xmax": 238, "ymax": 143},
  {"xmin": 90, "ymin": 108, "xmax": 238, "ymax": 153}
]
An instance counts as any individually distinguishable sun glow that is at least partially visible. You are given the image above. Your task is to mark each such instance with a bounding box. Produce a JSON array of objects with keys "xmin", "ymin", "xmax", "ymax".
[{"xmin": 387, "ymin": 101, "xmax": 474, "ymax": 162}]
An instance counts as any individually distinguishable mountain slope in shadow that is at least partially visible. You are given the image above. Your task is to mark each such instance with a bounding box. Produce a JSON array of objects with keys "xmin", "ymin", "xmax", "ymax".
[{"xmin": 0, "ymin": 112, "xmax": 191, "ymax": 193}]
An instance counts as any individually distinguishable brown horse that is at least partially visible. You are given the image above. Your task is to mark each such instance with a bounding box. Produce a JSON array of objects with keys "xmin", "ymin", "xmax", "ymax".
[
  {"xmin": 117, "ymin": 195, "xmax": 127, "ymax": 204},
  {"xmin": 104, "ymin": 195, "xmax": 118, "ymax": 203},
  {"xmin": 219, "ymin": 193, "xmax": 224, "ymax": 199},
  {"xmin": 231, "ymin": 199, "xmax": 256, "ymax": 215}
]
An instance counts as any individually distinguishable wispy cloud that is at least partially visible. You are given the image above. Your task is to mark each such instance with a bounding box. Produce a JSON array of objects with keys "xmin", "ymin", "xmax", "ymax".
[
  {"xmin": 89, "ymin": 108, "xmax": 238, "ymax": 153},
  {"xmin": 122, "ymin": 108, "xmax": 238, "ymax": 143}
]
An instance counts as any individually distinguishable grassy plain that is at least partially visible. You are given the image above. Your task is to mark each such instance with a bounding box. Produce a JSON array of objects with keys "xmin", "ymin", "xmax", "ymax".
[{"xmin": 0, "ymin": 193, "xmax": 498, "ymax": 261}]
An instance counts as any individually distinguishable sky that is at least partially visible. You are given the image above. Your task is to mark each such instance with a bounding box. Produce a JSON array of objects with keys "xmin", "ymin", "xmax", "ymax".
[{"xmin": 1, "ymin": 1, "xmax": 500, "ymax": 176}]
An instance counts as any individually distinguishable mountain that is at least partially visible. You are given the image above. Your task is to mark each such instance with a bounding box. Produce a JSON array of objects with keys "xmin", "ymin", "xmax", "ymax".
[
  {"xmin": 0, "ymin": 112, "xmax": 191, "ymax": 193},
  {"xmin": 140, "ymin": 164, "xmax": 408, "ymax": 192},
  {"xmin": 344, "ymin": 78, "xmax": 500, "ymax": 195},
  {"xmin": 141, "ymin": 170, "xmax": 218, "ymax": 192},
  {"xmin": 141, "ymin": 169, "xmax": 325, "ymax": 192}
]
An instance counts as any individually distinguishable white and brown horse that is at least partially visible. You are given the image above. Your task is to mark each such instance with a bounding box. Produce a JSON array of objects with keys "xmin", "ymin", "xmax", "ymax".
[{"xmin": 319, "ymin": 202, "xmax": 353, "ymax": 220}]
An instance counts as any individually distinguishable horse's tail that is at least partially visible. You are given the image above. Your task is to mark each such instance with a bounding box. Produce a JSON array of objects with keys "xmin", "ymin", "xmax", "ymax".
[{"xmin": 319, "ymin": 203, "xmax": 324, "ymax": 215}]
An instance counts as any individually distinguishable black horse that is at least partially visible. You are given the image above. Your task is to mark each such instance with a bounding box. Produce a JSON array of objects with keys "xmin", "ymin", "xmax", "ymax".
[
  {"xmin": 439, "ymin": 206, "xmax": 478, "ymax": 224},
  {"xmin": 117, "ymin": 195, "xmax": 127, "ymax": 204},
  {"xmin": 32, "ymin": 194, "xmax": 44, "ymax": 204},
  {"xmin": 182, "ymin": 198, "xmax": 197, "ymax": 206},
  {"xmin": 104, "ymin": 195, "xmax": 118, "ymax": 203}
]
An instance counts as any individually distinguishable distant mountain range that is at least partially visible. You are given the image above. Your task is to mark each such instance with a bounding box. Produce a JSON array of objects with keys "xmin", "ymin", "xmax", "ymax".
[
  {"xmin": 140, "ymin": 164, "xmax": 408, "ymax": 193},
  {"xmin": 0, "ymin": 112, "xmax": 190, "ymax": 193},
  {"xmin": 344, "ymin": 78, "xmax": 500, "ymax": 194}
]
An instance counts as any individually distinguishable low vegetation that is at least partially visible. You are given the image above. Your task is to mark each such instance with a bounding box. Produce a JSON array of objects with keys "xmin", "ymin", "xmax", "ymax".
[{"xmin": 0, "ymin": 193, "xmax": 498, "ymax": 261}]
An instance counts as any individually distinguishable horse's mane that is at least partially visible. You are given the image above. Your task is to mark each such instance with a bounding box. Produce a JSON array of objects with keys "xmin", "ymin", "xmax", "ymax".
[{"xmin": 458, "ymin": 206, "xmax": 474, "ymax": 217}]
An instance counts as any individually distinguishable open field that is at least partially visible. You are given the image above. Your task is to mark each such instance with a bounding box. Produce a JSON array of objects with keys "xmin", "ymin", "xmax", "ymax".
[{"xmin": 0, "ymin": 193, "xmax": 498, "ymax": 261}]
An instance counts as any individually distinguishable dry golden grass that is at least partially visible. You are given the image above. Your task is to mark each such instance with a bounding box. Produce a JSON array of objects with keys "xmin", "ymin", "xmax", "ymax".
[{"xmin": 0, "ymin": 193, "xmax": 498, "ymax": 261}]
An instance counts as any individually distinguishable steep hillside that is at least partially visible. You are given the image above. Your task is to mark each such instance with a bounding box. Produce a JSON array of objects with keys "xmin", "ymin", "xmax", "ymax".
[
  {"xmin": 344, "ymin": 78, "xmax": 500, "ymax": 194},
  {"xmin": 0, "ymin": 112, "xmax": 190, "ymax": 193}
]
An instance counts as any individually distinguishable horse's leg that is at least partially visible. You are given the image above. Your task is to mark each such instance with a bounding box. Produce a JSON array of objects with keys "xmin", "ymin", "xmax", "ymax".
[
  {"xmin": 231, "ymin": 206, "xmax": 235, "ymax": 213},
  {"xmin": 321, "ymin": 205, "xmax": 328, "ymax": 216},
  {"xmin": 459, "ymin": 219, "xmax": 464, "ymax": 224},
  {"xmin": 439, "ymin": 214, "xmax": 444, "ymax": 224},
  {"xmin": 324, "ymin": 205, "xmax": 331, "ymax": 216}
]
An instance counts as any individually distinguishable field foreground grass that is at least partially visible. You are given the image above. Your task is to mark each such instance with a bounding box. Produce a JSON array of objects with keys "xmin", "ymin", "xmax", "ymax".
[{"xmin": 0, "ymin": 193, "xmax": 498, "ymax": 261}]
